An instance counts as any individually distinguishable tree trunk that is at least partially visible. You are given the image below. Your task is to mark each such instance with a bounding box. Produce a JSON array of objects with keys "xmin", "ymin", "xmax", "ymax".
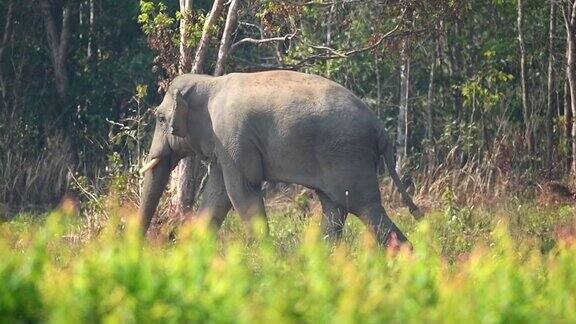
[
  {"xmin": 171, "ymin": 156, "xmax": 204, "ymax": 217},
  {"xmin": 424, "ymin": 41, "xmax": 438, "ymax": 171},
  {"xmin": 179, "ymin": 0, "xmax": 193, "ymax": 74},
  {"xmin": 39, "ymin": 0, "xmax": 78, "ymax": 162},
  {"xmin": 39, "ymin": 0, "xmax": 75, "ymax": 104},
  {"xmin": 517, "ymin": 0, "xmax": 533, "ymax": 153},
  {"xmin": 565, "ymin": 78, "xmax": 573, "ymax": 168},
  {"xmin": 173, "ymin": 0, "xmax": 226, "ymax": 218},
  {"xmin": 396, "ymin": 39, "xmax": 410, "ymax": 174},
  {"xmin": 546, "ymin": 0, "xmax": 556, "ymax": 167},
  {"xmin": 0, "ymin": 0, "xmax": 14, "ymax": 105},
  {"xmin": 449, "ymin": 21, "xmax": 464, "ymax": 124},
  {"xmin": 191, "ymin": 0, "xmax": 225, "ymax": 74},
  {"xmin": 86, "ymin": 0, "xmax": 96, "ymax": 67},
  {"xmin": 214, "ymin": 0, "xmax": 239, "ymax": 76},
  {"xmin": 563, "ymin": 1, "xmax": 576, "ymax": 175},
  {"xmin": 570, "ymin": 36, "xmax": 576, "ymax": 176},
  {"xmin": 426, "ymin": 42, "xmax": 437, "ymax": 142},
  {"xmin": 170, "ymin": 0, "xmax": 196, "ymax": 219}
]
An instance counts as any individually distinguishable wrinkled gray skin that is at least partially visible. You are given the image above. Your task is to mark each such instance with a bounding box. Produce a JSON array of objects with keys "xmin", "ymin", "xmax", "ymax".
[{"xmin": 140, "ymin": 70, "xmax": 422, "ymax": 246}]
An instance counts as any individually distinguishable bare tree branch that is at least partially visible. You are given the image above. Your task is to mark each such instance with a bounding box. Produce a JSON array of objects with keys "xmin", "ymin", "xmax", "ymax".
[
  {"xmin": 230, "ymin": 33, "xmax": 297, "ymax": 55},
  {"xmin": 278, "ymin": 0, "xmax": 368, "ymax": 7},
  {"xmin": 290, "ymin": 21, "xmax": 402, "ymax": 68},
  {"xmin": 239, "ymin": 22, "xmax": 264, "ymax": 39},
  {"xmin": 229, "ymin": 8, "xmax": 409, "ymax": 71}
]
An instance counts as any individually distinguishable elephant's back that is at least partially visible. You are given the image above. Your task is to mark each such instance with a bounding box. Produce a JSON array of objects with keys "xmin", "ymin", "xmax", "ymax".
[
  {"xmin": 218, "ymin": 71, "xmax": 378, "ymax": 136},
  {"xmin": 219, "ymin": 70, "xmax": 375, "ymax": 119}
]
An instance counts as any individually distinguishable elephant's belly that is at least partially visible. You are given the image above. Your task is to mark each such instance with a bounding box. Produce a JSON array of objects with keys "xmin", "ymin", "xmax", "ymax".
[
  {"xmin": 246, "ymin": 113, "xmax": 377, "ymax": 189},
  {"xmin": 261, "ymin": 152, "xmax": 323, "ymax": 190}
]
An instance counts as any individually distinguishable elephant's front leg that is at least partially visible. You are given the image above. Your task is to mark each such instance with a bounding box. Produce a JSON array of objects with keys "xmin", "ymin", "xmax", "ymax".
[
  {"xmin": 220, "ymin": 164, "xmax": 269, "ymax": 236},
  {"xmin": 196, "ymin": 162, "xmax": 232, "ymax": 229}
]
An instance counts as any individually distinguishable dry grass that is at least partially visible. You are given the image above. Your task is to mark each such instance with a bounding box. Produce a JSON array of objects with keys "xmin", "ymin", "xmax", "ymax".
[
  {"xmin": 399, "ymin": 123, "xmax": 573, "ymax": 210},
  {"xmin": 0, "ymin": 135, "xmax": 72, "ymax": 217}
]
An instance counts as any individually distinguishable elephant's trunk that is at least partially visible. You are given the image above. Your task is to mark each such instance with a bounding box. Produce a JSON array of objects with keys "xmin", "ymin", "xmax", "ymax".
[{"xmin": 139, "ymin": 157, "xmax": 171, "ymax": 233}]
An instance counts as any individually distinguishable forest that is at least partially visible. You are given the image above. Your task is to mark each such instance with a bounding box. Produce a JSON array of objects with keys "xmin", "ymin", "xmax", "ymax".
[{"xmin": 1, "ymin": 0, "xmax": 576, "ymax": 322}]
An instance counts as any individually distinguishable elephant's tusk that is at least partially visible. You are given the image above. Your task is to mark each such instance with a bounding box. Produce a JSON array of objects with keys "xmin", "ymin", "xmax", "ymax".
[{"xmin": 139, "ymin": 158, "xmax": 161, "ymax": 175}]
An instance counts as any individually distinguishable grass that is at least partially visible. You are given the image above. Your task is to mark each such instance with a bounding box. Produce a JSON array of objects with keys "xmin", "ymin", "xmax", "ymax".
[
  {"xmin": 0, "ymin": 136, "xmax": 71, "ymax": 216},
  {"xmin": 1, "ymin": 197, "xmax": 575, "ymax": 323}
]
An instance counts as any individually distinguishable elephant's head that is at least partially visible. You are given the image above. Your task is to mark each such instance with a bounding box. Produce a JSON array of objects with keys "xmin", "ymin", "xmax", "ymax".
[
  {"xmin": 141, "ymin": 89, "xmax": 191, "ymax": 168},
  {"xmin": 138, "ymin": 85, "xmax": 214, "ymax": 231}
]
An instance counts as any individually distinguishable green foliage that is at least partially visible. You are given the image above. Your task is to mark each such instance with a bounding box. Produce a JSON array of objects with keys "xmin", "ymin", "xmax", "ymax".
[
  {"xmin": 461, "ymin": 50, "xmax": 514, "ymax": 112},
  {"xmin": 1, "ymin": 204, "xmax": 576, "ymax": 322},
  {"xmin": 139, "ymin": 1, "xmax": 175, "ymax": 36},
  {"xmin": 107, "ymin": 152, "xmax": 130, "ymax": 194}
]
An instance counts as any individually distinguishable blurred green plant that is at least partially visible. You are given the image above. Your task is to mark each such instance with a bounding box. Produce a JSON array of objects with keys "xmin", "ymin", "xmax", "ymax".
[{"xmin": 1, "ymin": 203, "xmax": 576, "ymax": 322}]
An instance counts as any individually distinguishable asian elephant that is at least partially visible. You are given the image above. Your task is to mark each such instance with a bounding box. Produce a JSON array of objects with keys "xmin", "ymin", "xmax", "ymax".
[{"xmin": 139, "ymin": 70, "xmax": 422, "ymax": 246}]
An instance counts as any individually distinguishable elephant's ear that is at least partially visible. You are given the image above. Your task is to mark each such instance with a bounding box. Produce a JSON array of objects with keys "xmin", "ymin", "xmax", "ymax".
[{"xmin": 170, "ymin": 89, "xmax": 188, "ymax": 138}]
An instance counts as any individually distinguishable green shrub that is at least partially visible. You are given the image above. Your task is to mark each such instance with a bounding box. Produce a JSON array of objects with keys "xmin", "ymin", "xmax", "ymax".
[{"xmin": 0, "ymin": 205, "xmax": 575, "ymax": 323}]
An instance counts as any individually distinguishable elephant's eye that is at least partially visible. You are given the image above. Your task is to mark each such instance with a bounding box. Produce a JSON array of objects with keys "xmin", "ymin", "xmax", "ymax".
[{"xmin": 158, "ymin": 115, "xmax": 166, "ymax": 123}]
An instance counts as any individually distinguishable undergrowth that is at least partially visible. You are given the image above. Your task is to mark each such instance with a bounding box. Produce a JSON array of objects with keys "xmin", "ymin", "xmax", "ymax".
[{"xmin": 0, "ymin": 197, "xmax": 575, "ymax": 323}]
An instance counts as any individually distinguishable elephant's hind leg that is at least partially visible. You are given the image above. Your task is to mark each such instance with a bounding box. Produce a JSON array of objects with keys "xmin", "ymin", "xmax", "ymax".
[
  {"xmin": 196, "ymin": 162, "xmax": 232, "ymax": 229},
  {"xmin": 356, "ymin": 203, "xmax": 408, "ymax": 247},
  {"xmin": 317, "ymin": 191, "xmax": 347, "ymax": 242}
]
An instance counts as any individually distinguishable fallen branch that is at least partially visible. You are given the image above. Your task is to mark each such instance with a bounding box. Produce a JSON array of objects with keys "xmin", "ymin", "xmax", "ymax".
[{"xmin": 278, "ymin": 0, "xmax": 368, "ymax": 7}]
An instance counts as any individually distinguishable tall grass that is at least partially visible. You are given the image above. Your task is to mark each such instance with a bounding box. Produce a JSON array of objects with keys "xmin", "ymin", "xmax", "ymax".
[
  {"xmin": 387, "ymin": 121, "xmax": 574, "ymax": 210},
  {"xmin": 0, "ymin": 135, "xmax": 71, "ymax": 215},
  {"xmin": 1, "ymin": 202, "xmax": 575, "ymax": 323}
]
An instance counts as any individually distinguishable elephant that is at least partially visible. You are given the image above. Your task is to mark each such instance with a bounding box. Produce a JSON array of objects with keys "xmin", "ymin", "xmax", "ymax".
[{"xmin": 139, "ymin": 70, "xmax": 422, "ymax": 247}]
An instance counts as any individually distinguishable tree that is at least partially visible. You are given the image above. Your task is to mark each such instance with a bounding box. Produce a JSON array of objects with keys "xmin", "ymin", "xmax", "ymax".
[
  {"xmin": 517, "ymin": 0, "xmax": 533, "ymax": 153},
  {"xmin": 0, "ymin": 0, "xmax": 13, "ymax": 104},
  {"xmin": 546, "ymin": 0, "xmax": 556, "ymax": 166},
  {"xmin": 173, "ymin": 0, "xmax": 226, "ymax": 218},
  {"xmin": 215, "ymin": 0, "xmax": 239, "ymax": 76},
  {"xmin": 423, "ymin": 38, "xmax": 439, "ymax": 171},
  {"xmin": 396, "ymin": 38, "xmax": 410, "ymax": 174},
  {"xmin": 563, "ymin": 0, "xmax": 576, "ymax": 176},
  {"xmin": 85, "ymin": 0, "xmax": 96, "ymax": 67},
  {"xmin": 39, "ymin": 0, "xmax": 76, "ymax": 104},
  {"xmin": 190, "ymin": 0, "xmax": 225, "ymax": 74},
  {"xmin": 179, "ymin": 0, "xmax": 193, "ymax": 74},
  {"xmin": 426, "ymin": 41, "xmax": 438, "ymax": 142},
  {"xmin": 448, "ymin": 21, "xmax": 464, "ymax": 124}
]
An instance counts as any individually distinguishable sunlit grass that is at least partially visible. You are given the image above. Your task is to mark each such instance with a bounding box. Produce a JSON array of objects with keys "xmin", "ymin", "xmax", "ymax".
[{"xmin": 0, "ymin": 201, "xmax": 575, "ymax": 322}]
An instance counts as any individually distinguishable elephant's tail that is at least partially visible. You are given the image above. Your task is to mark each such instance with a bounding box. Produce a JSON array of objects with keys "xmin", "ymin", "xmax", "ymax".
[{"xmin": 377, "ymin": 125, "xmax": 423, "ymax": 219}]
